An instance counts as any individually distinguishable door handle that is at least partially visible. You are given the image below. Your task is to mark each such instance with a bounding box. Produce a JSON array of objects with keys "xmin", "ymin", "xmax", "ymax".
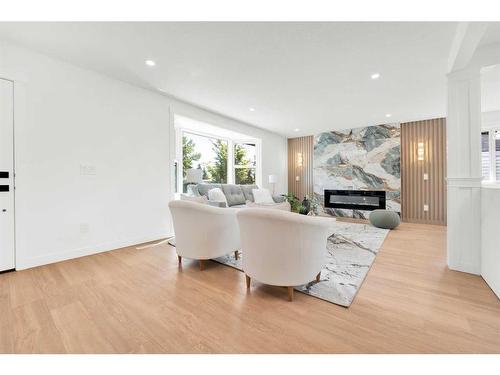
[{"xmin": 1, "ymin": 209, "xmax": 6, "ymax": 212}]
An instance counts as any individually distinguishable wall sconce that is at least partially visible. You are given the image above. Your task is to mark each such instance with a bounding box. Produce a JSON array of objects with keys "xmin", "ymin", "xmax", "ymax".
[
  {"xmin": 417, "ymin": 142, "xmax": 425, "ymax": 161},
  {"xmin": 297, "ymin": 152, "xmax": 303, "ymax": 167}
]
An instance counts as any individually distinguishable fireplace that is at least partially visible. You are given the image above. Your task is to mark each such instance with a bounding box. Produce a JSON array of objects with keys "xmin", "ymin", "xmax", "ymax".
[{"xmin": 324, "ymin": 190, "xmax": 386, "ymax": 211}]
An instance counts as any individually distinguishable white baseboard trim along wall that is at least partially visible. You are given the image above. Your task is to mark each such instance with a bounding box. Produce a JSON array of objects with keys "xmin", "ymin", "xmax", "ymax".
[{"xmin": 15, "ymin": 233, "xmax": 169, "ymax": 270}]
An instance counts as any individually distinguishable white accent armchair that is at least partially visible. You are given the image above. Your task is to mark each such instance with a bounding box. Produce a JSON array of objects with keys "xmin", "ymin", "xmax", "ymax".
[
  {"xmin": 236, "ymin": 209, "xmax": 333, "ymax": 301},
  {"xmin": 168, "ymin": 200, "xmax": 241, "ymax": 270}
]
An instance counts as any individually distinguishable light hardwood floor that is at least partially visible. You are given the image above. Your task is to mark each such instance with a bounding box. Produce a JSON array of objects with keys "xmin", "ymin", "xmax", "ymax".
[{"xmin": 1, "ymin": 222, "xmax": 499, "ymax": 353}]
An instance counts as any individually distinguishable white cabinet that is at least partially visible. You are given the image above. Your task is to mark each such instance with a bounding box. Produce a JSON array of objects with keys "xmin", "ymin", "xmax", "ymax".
[{"xmin": 481, "ymin": 185, "xmax": 500, "ymax": 298}]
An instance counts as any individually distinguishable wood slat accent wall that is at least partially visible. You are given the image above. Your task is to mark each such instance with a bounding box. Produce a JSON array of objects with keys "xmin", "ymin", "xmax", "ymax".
[
  {"xmin": 401, "ymin": 118, "xmax": 447, "ymax": 225},
  {"xmin": 287, "ymin": 136, "xmax": 314, "ymax": 200}
]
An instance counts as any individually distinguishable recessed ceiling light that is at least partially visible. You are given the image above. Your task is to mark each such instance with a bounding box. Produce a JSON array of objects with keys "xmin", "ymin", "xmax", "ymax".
[
  {"xmin": 145, "ymin": 60, "xmax": 156, "ymax": 67},
  {"xmin": 385, "ymin": 113, "xmax": 392, "ymax": 118},
  {"xmin": 371, "ymin": 73, "xmax": 380, "ymax": 80},
  {"xmin": 294, "ymin": 128, "xmax": 300, "ymax": 132},
  {"xmin": 249, "ymin": 107, "xmax": 255, "ymax": 112}
]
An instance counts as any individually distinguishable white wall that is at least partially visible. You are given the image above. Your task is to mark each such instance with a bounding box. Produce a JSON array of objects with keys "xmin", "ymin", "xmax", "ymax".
[
  {"xmin": 0, "ymin": 41, "xmax": 287, "ymax": 270},
  {"xmin": 482, "ymin": 110, "xmax": 500, "ymax": 129},
  {"xmin": 481, "ymin": 186, "xmax": 500, "ymax": 298},
  {"xmin": 481, "ymin": 64, "xmax": 500, "ymax": 113}
]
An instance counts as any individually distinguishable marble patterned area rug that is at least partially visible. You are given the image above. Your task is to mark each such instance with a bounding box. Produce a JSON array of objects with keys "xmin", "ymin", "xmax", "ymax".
[{"xmin": 213, "ymin": 221, "xmax": 389, "ymax": 307}]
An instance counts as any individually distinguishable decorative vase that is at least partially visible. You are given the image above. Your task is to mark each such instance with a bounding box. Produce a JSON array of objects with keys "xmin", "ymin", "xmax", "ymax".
[{"xmin": 301, "ymin": 196, "xmax": 311, "ymax": 215}]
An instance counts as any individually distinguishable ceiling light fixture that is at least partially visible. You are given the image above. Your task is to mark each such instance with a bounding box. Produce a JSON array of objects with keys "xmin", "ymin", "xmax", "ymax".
[
  {"xmin": 249, "ymin": 107, "xmax": 255, "ymax": 112},
  {"xmin": 145, "ymin": 60, "xmax": 156, "ymax": 67},
  {"xmin": 294, "ymin": 128, "xmax": 300, "ymax": 132},
  {"xmin": 385, "ymin": 113, "xmax": 392, "ymax": 118},
  {"xmin": 371, "ymin": 73, "xmax": 380, "ymax": 80}
]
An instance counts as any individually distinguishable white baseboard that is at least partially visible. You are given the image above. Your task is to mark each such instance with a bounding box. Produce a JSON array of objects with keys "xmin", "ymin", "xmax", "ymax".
[{"xmin": 15, "ymin": 232, "xmax": 173, "ymax": 270}]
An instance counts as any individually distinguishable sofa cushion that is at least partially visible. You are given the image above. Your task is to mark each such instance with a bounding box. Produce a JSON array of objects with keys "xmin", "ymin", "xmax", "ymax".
[
  {"xmin": 272, "ymin": 195, "xmax": 285, "ymax": 203},
  {"xmin": 208, "ymin": 187, "xmax": 228, "ymax": 206},
  {"xmin": 208, "ymin": 201, "xmax": 228, "ymax": 208},
  {"xmin": 196, "ymin": 183, "xmax": 222, "ymax": 198},
  {"xmin": 240, "ymin": 184, "xmax": 259, "ymax": 202},
  {"xmin": 252, "ymin": 188, "xmax": 274, "ymax": 204},
  {"xmin": 222, "ymin": 184, "xmax": 246, "ymax": 207},
  {"xmin": 180, "ymin": 194, "xmax": 208, "ymax": 204},
  {"xmin": 186, "ymin": 184, "xmax": 201, "ymax": 196}
]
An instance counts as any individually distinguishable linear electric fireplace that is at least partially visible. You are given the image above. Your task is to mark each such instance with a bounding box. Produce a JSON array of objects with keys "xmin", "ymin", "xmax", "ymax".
[{"xmin": 324, "ymin": 190, "xmax": 386, "ymax": 211}]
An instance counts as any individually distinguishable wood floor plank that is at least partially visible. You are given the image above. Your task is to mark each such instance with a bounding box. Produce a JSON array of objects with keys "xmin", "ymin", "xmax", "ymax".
[
  {"xmin": 1, "ymin": 222, "xmax": 499, "ymax": 353},
  {"xmin": 7, "ymin": 270, "xmax": 43, "ymax": 308},
  {"xmin": 49, "ymin": 301, "xmax": 116, "ymax": 353},
  {"xmin": 10, "ymin": 299, "xmax": 66, "ymax": 353}
]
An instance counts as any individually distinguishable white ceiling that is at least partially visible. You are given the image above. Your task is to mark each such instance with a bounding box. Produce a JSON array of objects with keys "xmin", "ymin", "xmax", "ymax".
[
  {"xmin": 0, "ymin": 22, "xmax": 462, "ymax": 137},
  {"xmin": 480, "ymin": 22, "xmax": 500, "ymax": 47}
]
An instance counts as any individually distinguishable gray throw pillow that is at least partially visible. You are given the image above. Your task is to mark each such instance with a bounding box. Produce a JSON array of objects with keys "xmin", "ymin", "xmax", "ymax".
[
  {"xmin": 222, "ymin": 184, "xmax": 246, "ymax": 207},
  {"xmin": 272, "ymin": 195, "xmax": 286, "ymax": 203},
  {"xmin": 196, "ymin": 183, "xmax": 222, "ymax": 198},
  {"xmin": 240, "ymin": 184, "xmax": 259, "ymax": 202}
]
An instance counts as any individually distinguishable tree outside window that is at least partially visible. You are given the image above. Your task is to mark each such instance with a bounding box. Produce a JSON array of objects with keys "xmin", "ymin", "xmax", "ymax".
[
  {"xmin": 234, "ymin": 143, "xmax": 256, "ymax": 185},
  {"xmin": 182, "ymin": 136, "xmax": 201, "ymax": 178},
  {"xmin": 182, "ymin": 131, "xmax": 257, "ymax": 188}
]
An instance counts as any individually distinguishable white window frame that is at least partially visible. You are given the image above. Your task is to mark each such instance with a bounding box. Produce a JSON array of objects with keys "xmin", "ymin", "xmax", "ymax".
[
  {"xmin": 176, "ymin": 127, "xmax": 262, "ymax": 192},
  {"xmin": 232, "ymin": 140, "xmax": 259, "ymax": 186}
]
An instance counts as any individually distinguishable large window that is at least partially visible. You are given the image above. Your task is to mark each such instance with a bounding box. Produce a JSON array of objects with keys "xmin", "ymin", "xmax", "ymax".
[
  {"xmin": 182, "ymin": 132, "xmax": 228, "ymax": 192},
  {"xmin": 482, "ymin": 131, "xmax": 490, "ymax": 179},
  {"xmin": 179, "ymin": 126, "xmax": 260, "ymax": 192},
  {"xmin": 482, "ymin": 129, "xmax": 500, "ymax": 182},
  {"xmin": 234, "ymin": 142, "xmax": 256, "ymax": 185}
]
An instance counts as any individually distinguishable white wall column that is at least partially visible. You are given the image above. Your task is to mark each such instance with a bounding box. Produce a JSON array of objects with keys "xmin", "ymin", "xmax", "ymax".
[{"xmin": 446, "ymin": 68, "xmax": 482, "ymax": 274}]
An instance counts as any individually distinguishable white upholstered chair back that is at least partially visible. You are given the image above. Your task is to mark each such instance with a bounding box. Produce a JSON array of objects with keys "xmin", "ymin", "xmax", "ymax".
[
  {"xmin": 168, "ymin": 200, "xmax": 241, "ymax": 261},
  {"xmin": 236, "ymin": 208, "xmax": 333, "ymax": 289}
]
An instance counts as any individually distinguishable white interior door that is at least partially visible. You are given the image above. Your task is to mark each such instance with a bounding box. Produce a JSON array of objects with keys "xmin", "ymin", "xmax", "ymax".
[{"xmin": 0, "ymin": 78, "xmax": 15, "ymax": 271}]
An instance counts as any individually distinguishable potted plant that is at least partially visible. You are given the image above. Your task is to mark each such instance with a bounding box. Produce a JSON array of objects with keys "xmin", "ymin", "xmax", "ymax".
[
  {"xmin": 298, "ymin": 205, "xmax": 309, "ymax": 215},
  {"xmin": 282, "ymin": 193, "xmax": 301, "ymax": 213}
]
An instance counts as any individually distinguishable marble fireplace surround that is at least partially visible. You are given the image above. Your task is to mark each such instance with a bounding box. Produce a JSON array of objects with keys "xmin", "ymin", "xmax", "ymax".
[{"xmin": 313, "ymin": 124, "xmax": 401, "ymax": 219}]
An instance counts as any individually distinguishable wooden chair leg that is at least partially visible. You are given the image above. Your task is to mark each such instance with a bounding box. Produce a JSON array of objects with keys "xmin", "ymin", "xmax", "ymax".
[
  {"xmin": 199, "ymin": 259, "xmax": 205, "ymax": 271},
  {"xmin": 287, "ymin": 287, "xmax": 294, "ymax": 302},
  {"xmin": 177, "ymin": 255, "xmax": 182, "ymax": 264},
  {"xmin": 316, "ymin": 272, "xmax": 321, "ymax": 282},
  {"xmin": 234, "ymin": 250, "xmax": 239, "ymax": 260},
  {"xmin": 245, "ymin": 274, "xmax": 251, "ymax": 289}
]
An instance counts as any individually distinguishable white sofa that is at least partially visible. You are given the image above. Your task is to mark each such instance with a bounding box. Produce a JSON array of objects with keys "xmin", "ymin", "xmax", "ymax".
[
  {"xmin": 168, "ymin": 200, "xmax": 241, "ymax": 270},
  {"xmin": 236, "ymin": 208, "xmax": 333, "ymax": 301}
]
